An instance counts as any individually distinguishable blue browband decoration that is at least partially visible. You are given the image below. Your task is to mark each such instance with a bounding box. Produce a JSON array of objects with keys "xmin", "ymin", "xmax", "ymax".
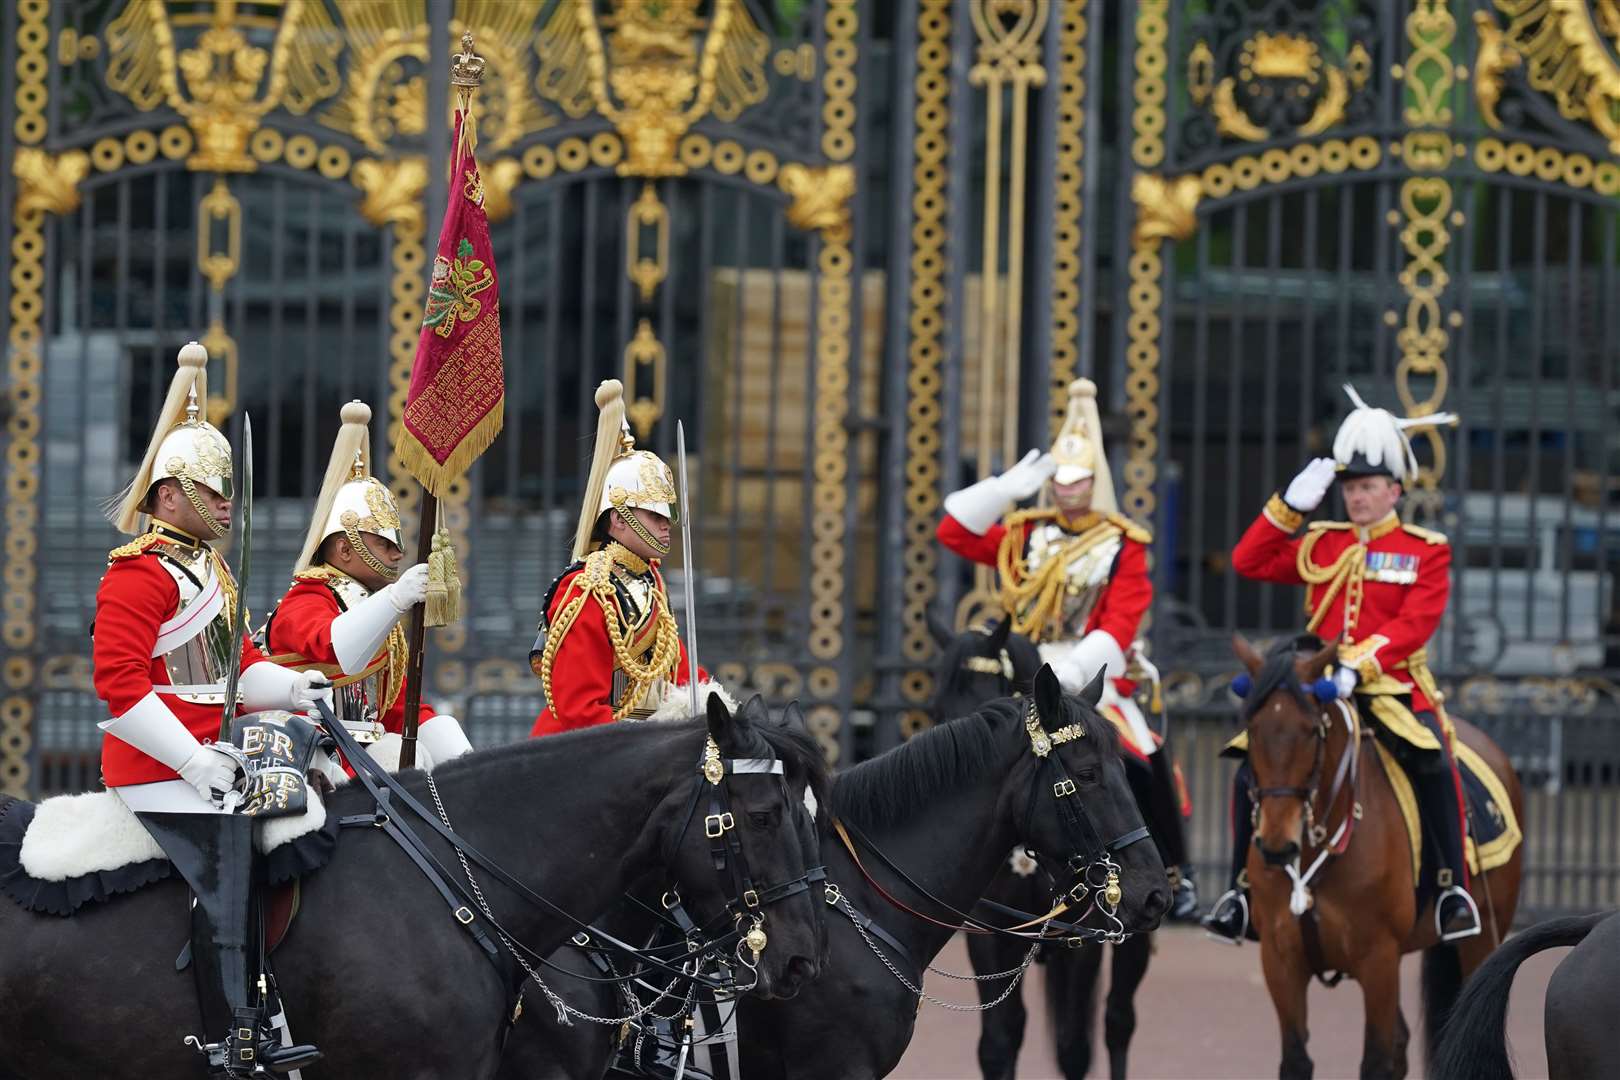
[
  {"xmin": 1310, "ymin": 677, "xmax": 1340, "ymax": 703},
  {"xmin": 1230, "ymin": 673, "xmax": 1253, "ymax": 698}
]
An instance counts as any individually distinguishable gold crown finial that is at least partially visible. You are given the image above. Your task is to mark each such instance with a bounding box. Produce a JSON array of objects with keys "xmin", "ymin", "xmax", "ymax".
[{"xmin": 451, "ymin": 31, "xmax": 485, "ymax": 87}]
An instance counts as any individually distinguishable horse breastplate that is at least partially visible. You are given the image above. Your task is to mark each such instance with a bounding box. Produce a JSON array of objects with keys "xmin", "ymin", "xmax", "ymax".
[
  {"xmin": 1020, "ymin": 524, "xmax": 1121, "ymax": 639},
  {"xmin": 152, "ymin": 546, "xmax": 237, "ymax": 705}
]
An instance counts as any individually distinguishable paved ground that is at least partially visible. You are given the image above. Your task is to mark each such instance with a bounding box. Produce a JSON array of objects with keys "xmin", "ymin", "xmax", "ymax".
[{"xmin": 891, "ymin": 925, "xmax": 1560, "ymax": 1080}]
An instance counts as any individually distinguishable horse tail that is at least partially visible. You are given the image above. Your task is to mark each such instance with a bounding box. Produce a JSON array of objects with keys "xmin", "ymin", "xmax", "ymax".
[
  {"xmin": 1428, "ymin": 912, "xmax": 1610, "ymax": 1080},
  {"xmin": 1421, "ymin": 943, "xmax": 1463, "ymax": 1071}
]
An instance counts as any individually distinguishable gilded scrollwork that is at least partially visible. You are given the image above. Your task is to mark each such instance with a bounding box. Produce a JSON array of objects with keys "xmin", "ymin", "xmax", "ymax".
[
  {"xmin": 534, "ymin": 0, "xmax": 771, "ymax": 177},
  {"xmin": 778, "ymin": 163, "xmax": 856, "ymax": 232},
  {"xmin": 1488, "ymin": 0, "xmax": 1620, "ymax": 152},
  {"xmin": 13, "ymin": 148, "xmax": 90, "ymax": 216},
  {"xmin": 353, "ymin": 157, "xmax": 429, "ymax": 232}
]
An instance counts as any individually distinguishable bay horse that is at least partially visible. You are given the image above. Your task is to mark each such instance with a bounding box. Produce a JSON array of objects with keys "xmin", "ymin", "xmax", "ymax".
[
  {"xmin": 0, "ymin": 697, "xmax": 827, "ymax": 1080},
  {"xmin": 1233, "ymin": 633, "xmax": 1524, "ymax": 1079},
  {"xmin": 1430, "ymin": 909, "xmax": 1619, "ymax": 1080},
  {"xmin": 936, "ymin": 617, "xmax": 1167, "ymax": 1080},
  {"xmin": 496, "ymin": 661, "xmax": 1170, "ymax": 1079}
]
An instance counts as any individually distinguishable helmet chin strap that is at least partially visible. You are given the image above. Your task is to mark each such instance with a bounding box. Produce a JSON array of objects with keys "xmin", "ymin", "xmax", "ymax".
[
  {"xmin": 615, "ymin": 506, "xmax": 670, "ymax": 558},
  {"xmin": 344, "ymin": 524, "xmax": 401, "ymax": 582},
  {"xmin": 178, "ymin": 477, "xmax": 229, "ymax": 539}
]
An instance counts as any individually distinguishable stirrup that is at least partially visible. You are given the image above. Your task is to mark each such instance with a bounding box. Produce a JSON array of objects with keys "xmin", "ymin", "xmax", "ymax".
[
  {"xmin": 1436, "ymin": 885, "xmax": 1481, "ymax": 942},
  {"xmin": 1201, "ymin": 888, "xmax": 1249, "ymax": 946}
]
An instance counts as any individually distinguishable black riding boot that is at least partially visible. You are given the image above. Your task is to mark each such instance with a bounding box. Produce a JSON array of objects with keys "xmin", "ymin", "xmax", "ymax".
[
  {"xmin": 1202, "ymin": 763, "xmax": 1255, "ymax": 944},
  {"xmin": 1142, "ymin": 747, "xmax": 1198, "ymax": 921},
  {"xmin": 137, "ymin": 812, "xmax": 321, "ymax": 1076},
  {"xmin": 1410, "ymin": 714, "xmax": 1481, "ymax": 941}
]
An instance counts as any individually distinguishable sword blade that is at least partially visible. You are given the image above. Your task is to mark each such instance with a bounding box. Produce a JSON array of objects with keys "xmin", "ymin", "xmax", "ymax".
[
  {"xmin": 219, "ymin": 413, "xmax": 252, "ymax": 741},
  {"xmin": 677, "ymin": 421, "xmax": 700, "ymax": 720}
]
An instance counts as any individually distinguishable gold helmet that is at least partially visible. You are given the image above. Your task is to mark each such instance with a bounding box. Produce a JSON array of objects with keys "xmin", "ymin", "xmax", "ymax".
[
  {"xmin": 1049, "ymin": 378, "xmax": 1118, "ymax": 513},
  {"xmin": 294, "ymin": 400, "xmax": 404, "ymax": 579},
  {"xmin": 109, "ymin": 341, "xmax": 233, "ymax": 537},
  {"xmin": 573, "ymin": 380, "xmax": 677, "ymax": 560}
]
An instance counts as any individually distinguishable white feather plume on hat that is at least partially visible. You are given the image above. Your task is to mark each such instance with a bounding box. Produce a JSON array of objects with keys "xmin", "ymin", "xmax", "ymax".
[{"xmin": 1331, "ymin": 384, "xmax": 1457, "ymax": 482}]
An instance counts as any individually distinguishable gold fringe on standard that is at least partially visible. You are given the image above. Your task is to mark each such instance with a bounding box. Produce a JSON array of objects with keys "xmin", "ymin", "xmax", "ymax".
[{"xmin": 394, "ymin": 404, "xmax": 505, "ymax": 501}]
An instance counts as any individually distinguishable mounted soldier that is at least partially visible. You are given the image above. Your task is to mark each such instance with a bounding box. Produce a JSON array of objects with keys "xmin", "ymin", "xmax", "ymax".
[
  {"xmin": 262, "ymin": 400, "xmax": 473, "ymax": 770},
  {"xmin": 92, "ymin": 343, "xmax": 326, "ymax": 1075},
  {"xmin": 1203, "ymin": 385, "xmax": 1478, "ymax": 943},
  {"xmin": 530, "ymin": 379, "xmax": 711, "ymax": 735},
  {"xmin": 936, "ymin": 377, "xmax": 1197, "ymax": 918}
]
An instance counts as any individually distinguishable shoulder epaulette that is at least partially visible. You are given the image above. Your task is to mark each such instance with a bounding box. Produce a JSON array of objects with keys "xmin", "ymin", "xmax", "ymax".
[
  {"xmin": 108, "ymin": 532, "xmax": 165, "ymax": 562},
  {"xmin": 1307, "ymin": 520, "xmax": 1354, "ymax": 533},
  {"xmin": 1402, "ymin": 522, "xmax": 1448, "ymax": 545},
  {"xmin": 1106, "ymin": 511, "xmax": 1152, "ymax": 545},
  {"xmin": 292, "ymin": 565, "xmax": 345, "ymax": 585},
  {"xmin": 1002, "ymin": 507, "xmax": 1061, "ymax": 531}
]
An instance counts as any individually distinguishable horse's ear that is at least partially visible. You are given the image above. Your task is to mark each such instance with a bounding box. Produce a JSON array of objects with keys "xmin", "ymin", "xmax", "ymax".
[
  {"xmin": 926, "ymin": 608, "xmax": 955, "ymax": 648},
  {"xmin": 781, "ymin": 700, "xmax": 808, "ymax": 734},
  {"xmin": 705, "ymin": 691, "xmax": 734, "ymax": 742},
  {"xmin": 738, "ymin": 693, "xmax": 768, "ymax": 728},
  {"xmin": 1033, "ymin": 664, "xmax": 1066, "ymax": 731},
  {"xmin": 1232, "ymin": 634, "xmax": 1264, "ymax": 675},
  {"xmin": 1302, "ymin": 635, "xmax": 1340, "ymax": 682},
  {"xmin": 1079, "ymin": 666, "xmax": 1107, "ymax": 708},
  {"xmin": 986, "ymin": 616, "xmax": 1011, "ymax": 653}
]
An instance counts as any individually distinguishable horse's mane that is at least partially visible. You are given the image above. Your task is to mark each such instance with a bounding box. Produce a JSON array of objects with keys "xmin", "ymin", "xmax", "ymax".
[
  {"xmin": 928, "ymin": 625, "xmax": 1043, "ymax": 718},
  {"xmin": 834, "ymin": 693, "xmax": 1119, "ymax": 830},
  {"xmin": 327, "ymin": 713, "xmax": 830, "ymax": 813},
  {"xmin": 1242, "ymin": 633, "xmax": 1325, "ymax": 720}
]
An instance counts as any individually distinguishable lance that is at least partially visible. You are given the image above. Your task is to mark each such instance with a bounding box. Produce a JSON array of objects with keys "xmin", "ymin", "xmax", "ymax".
[{"xmin": 399, "ymin": 30, "xmax": 490, "ymax": 769}]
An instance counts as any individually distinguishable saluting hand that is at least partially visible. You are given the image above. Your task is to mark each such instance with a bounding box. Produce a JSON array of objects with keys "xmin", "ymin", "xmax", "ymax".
[
  {"xmin": 386, "ymin": 563, "xmax": 431, "ymax": 612},
  {"xmin": 1283, "ymin": 457, "xmax": 1338, "ymax": 513},
  {"xmin": 1000, "ymin": 448, "xmax": 1057, "ymax": 500}
]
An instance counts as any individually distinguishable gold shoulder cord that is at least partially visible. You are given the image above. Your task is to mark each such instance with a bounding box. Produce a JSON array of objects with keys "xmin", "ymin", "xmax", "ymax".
[
  {"xmin": 995, "ymin": 510, "xmax": 1119, "ymax": 643},
  {"xmin": 539, "ymin": 550, "xmax": 682, "ymax": 721}
]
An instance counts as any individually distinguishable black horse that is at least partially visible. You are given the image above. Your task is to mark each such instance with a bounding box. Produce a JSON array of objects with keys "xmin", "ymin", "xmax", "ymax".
[
  {"xmin": 501, "ymin": 660, "xmax": 1169, "ymax": 1079},
  {"xmin": 935, "ymin": 618, "xmax": 1175, "ymax": 1080},
  {"xmin": 0, "ymin": 696, "xmax": 827, "ymax": 1080},
  {"xmin": 1430, "ymin": 909, "xmax": 1619, "ymax": 1080}
]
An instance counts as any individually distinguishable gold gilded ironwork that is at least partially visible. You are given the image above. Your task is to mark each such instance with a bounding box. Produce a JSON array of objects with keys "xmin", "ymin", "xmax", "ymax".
[
  {"xmin": 1188, "ymin": 39, "xmax": 1214, "ymax": 106},
  {"xmin": 1395, "ymin": 1, "xmax": 1458, "ymax": 509},
  {"xmin": 804, "ymin": 0, "xmax": 861, "ymax": 763},
  {"xmin": 1197, "ymin": 137, "xmax": 1383, "ymax": 199},
  {"xmin": 196, "ymin": 177, "xmax": 242, "ymax": 290},
  {"xmin": 1347, "ymin": 41, "xmax": 1372, "ymax": 89},
  {"xmin": 623, "ymin": 319, "xmax": 668, "ymax": 441},
  {"xmin": 353, "ymin": 157, "xmax": 429, "ymax": 231},
  {"xmin": 1493, "ymin": 0, "xmax": 1620, "ymax": 152},
  {"xmin": 1130, "ymin": 173, "xmax": 1201, "ymax": 246},
  {"xmin": 1474, "ymin": 137, "xmax": 1620, "ymax": 195},
  {"xmin": 778, "ymin": 164, "xmax": 856, "ymax": 232},
  {"xmin": 535, "ymin": 0, "xmax": 770, "ymax": 177},
  {"xmin": 899, "ymin": 0, "xmax": 955, "ymax": 737},
  {"xmin": 958, "ymin": 0, "xmax": 1049, "ymax": 630},
  {"xmin": 322, "ymin": 4, "xmax": 551, "ymax": 155},
  {"xmin": 627, "ymin": 183, "xmax": 671, "ymax": 302},
  {"xmin": 13, "ymin": 148, "xmax": 90, "ymax": 216},
  {"xmin": 1208, "ymin": 30, "xmax": 1350, "ymax": 142},
  {"xmin": 1248, "ymin": 32, "xmax": 1315, "ymax": 79},
  {"xmin": 1473, "ymin": 11, "xmax": 1521, "ymax": 131},
  {"xmin": 104, "ymin": 0, "xmax": 344, "ymax": 172},
  {"xmin": 1122, "ymin": 0, "xmax": 1170, "ymax": 527},
  {"xmin": 480, "ymin": 158, "xmax": 523, "ymax": 223},
  {"xmin": 1049, "ymin": 2, "xmax": 1090, "ymax": 437}
]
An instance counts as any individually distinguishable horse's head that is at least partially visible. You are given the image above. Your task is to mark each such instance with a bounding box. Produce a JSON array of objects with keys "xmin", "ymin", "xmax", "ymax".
[
  {"xmin": 658, "ymin": 692, "xmax": 829, "ymax": 1000},
  {"xmin": 1232, "ymin": 633, "xmax": 1341, "ymax": 866},
  {"xmin": 928, "ymin": 615, "xmax": 1043, "ymax": 723},
  {"xmin": 1012, "ymin": 664, "xmax": 1170, "ymax": 934}
]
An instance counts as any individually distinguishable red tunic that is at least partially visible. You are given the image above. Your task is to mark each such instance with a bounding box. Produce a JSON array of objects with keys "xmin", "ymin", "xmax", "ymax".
[
  {"xmin": 1232, "ymin": 505, "xmax": 1450, "ymax": 712},
  {"xmin": 93, "ymin": 544, "xmax": 267, "ymax": 787},
  {"xmin": 531, "ymin": 561, "xmax": 702, "ymax": 737},
  {"xmin": 265, "ymin": 578, "xmax": 430, "ymax": 735},
  {"xmin": 936, "ymin": 511, "xmax": 1153, "ymax": 687}
]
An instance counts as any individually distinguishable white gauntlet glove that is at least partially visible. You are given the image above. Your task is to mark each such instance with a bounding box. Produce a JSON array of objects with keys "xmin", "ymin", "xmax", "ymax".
[
  {"xmin": 178, "ymin": 744, "xmax": 243, "ymax": 807},
  {"xmin": 1000, "ymin": 448, "xmax": 1057, "ymax": 500},
  {"xmin": 240, "ymin": 662, "xmax": 333, "ymax": 714},
  {"xmin": 289, "ymin": 669, "xmax": 334, "ymax": 713},
  {"xmin": 943, "ymin": 449, "xmax": 1055, "ymax": 534},
  {"xmin": 1282, "ymin": 457, "xmax": 1338, "ymax": 513},
  {"xmin": 385, "ymin": 563, "xmax": 430, "ymax": 613}
]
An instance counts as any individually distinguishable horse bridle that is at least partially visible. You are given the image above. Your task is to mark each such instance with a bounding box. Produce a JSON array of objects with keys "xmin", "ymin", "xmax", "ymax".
[
  {"xmin": 659, "ymin": 736, "xmax": 827, "ymax": 970},
  {"xmin": 1248, "ymin": 697, "xmax": 1361, "ymax": 852}
]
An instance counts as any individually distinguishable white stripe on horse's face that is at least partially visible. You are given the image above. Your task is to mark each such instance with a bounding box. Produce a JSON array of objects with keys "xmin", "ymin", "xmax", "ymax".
[{"xmin": 802, "ymin": 786, "xmax": 818, "ymax": 821}]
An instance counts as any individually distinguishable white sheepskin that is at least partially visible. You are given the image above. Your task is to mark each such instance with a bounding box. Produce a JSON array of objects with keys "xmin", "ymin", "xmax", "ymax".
[
  {"xmin": 645, "ymin": 680, "xmax": 739, "ymax": 722},
  {"xmin": 19, "ymin": 789, "xmax": 327, "ymax": 882}
]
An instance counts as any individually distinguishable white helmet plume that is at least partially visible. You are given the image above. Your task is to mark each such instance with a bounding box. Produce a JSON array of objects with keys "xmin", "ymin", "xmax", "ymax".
[{"xmin": 1331, "ymin": 384, "xmax": 1457, "ymax": 483}]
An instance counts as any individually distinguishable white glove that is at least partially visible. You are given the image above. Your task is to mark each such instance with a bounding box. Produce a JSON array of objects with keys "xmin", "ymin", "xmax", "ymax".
[
  {"xmin": 1282, "ymin": 457, "xmax": 1338, "ymax": 513},
  {"xmin": 178, "ymin": 744, "xmax": 242, "ymax": 807},
  {"xmin": 385, "ymin": 563, "xmax": 430, "ymax": 613},
  {"xmin": 289, "ymin": 669, "xmax": 334, "ymax": 713},
  {"xmin": 1000, "ymin": 448, "xmax": 1057, "ymax": 500},
  {"xmin": 1333, "ymin": 666, "xmax": 1359, "ymax": 699}
]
